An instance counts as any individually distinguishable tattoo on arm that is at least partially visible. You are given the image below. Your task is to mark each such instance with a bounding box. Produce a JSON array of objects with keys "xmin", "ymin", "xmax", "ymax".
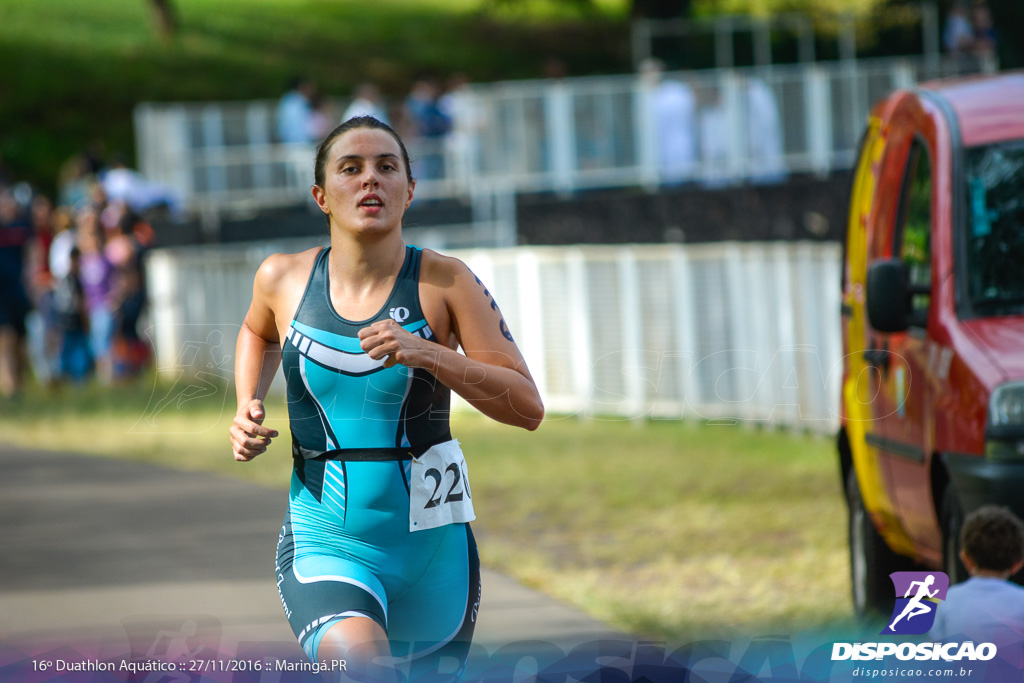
[
  {"xmin": 475, "ymin": 274, "xmax": 514, "ymax": 341},
  {"xmin": 500, "ymin": 319, "xmax": 515, "ymax": 342}
]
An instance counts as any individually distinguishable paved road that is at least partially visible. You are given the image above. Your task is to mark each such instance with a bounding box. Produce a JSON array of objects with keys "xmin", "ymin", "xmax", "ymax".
[{"xmin": 0, "ymin": 446, "xmax": 629, "ymax": 678}]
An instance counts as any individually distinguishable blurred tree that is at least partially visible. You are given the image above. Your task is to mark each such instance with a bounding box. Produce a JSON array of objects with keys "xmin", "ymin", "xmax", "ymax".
[
  {"xmin": 148, "ymin": 0, "xmax": 177, "ymax": 37},
  {"xmin": 490, "ymin": 0, "xmax": 595, "ymax": 8},
  {"xmin": 632, "ymin": 0, "xmax": 692, "ymax": 17},
  {"xmin": 488, "ymin": 0, "xmax": 693, "ymax": 17},
  {"xmin": 693, "ymin": 0, "xmax": 885, "ymax": 17}
]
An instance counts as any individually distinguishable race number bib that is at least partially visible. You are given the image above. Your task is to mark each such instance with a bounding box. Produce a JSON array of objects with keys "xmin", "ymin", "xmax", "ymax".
[{"xmin": 409, "ymin": 440, "xmax": 476, "ymax": 532}]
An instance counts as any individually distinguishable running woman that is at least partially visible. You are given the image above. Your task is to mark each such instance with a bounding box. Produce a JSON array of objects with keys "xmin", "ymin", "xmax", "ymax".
[{"xmin": 229, "ymin": 116, "xmax": 543, "ymax": 682}]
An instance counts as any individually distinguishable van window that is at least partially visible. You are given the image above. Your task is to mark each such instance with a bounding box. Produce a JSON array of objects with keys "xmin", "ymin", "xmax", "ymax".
[
  {"xmin": 895, "ymin": 142, "xmax": 932, "ymax": 327},
  {"xmin": 965, "ymin": 139, "xmax": 1024, "ymax": 316}
]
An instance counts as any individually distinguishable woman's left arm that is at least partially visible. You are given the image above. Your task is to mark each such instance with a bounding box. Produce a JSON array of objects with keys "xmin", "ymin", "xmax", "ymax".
[{"xmin": 358, "ymin": 256, "xmax": 544, "ymax": 431}]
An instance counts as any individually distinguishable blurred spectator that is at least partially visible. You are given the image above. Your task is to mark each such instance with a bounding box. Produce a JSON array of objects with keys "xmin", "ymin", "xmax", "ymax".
[
  {"xmin": 944, "ymin": 2, "xmax": 975, "ymax": 54},
  {"xmin": 404, "ymin": 76, "xmax": 451, "ymax": 180},
  {"xmin": 106, "ymin": 210, "xmax": 150, "ymax": 379},
  {"xmin": 25, "ymin": 195, "xmax": 60, "ymax": 386},
  {"xmin": 50, "ymin": 208, "xmax": 79, "ymax": 367},
  {"xmin": 1, "ymin": 141, "xmax": 163, "ymax": 387},
  {"xmin": 58, "ymin": 153, "xmax": 96, "ymax": 210},
  {"xmin": 53, "ymin": 246, "xmax": 91, "ymax": 384},
  {"xmin": 745, "ymin": 76, "xmax": 787, "ymax": 183},
  {"xmin": 49, "ymin": 207, "xmax": 78, "ymax": 282},
  {"xmin": 440, "ymin": 73, "xmax": 484, "ymax": 187},
  {"xmin": 308, "ymin": 91, "xmax": 340, "ymax": 143},
  {"xmin": 276, "ymin": 76, "xmax": 317, "ymax": 144},
  {"xmin": 82, "ymin": 140, "xmax": 107, "ymax": 176},
  {"xmin": 76, "ymin": 208, "xmax": 116, "ymax": 384},
  {"xmin": 698, "ymin": 87, "xmax": 730, "ymax": 187},
  {"xmin": 131, "ymin": 212, "xmax": 157, "ymax": 249},
  {"xmin": 101, "ymin": 198, "xmax": 127, "ymax": 234},
  {"xmin": 57, "ymin": 141, "xmax": 110, "ymax": 211},
  {"xmin": 972, "ymin": 2, "xmax": 998, "ymax": 62},
  {"xmin": 343, "ymin": 83, "xmax": 389, "ymax": 125},
  {"xmin": 640, "ymin": 59, "xmax": 698, "ymax": 185},
  {"xmin": 28, "ymin": 195, "xmax": 55, "ymax": 289},
  {"xmin": 87, "ymin": 181, "xmax": 109, "ymax": 214},
  {"xmin": 542, "ymin": 58, "xmax": 573, "ymax": 184},
  {"xmin": 0, "ymin": 189, "xmax": 31, "ymax": 398},
  {"xmin": 101, "ymin": 156, "xmax": 182, "ymax": 215},
  {"xmin": 438, "ymin": 73, "xmax": 468, "ymax": 121}
]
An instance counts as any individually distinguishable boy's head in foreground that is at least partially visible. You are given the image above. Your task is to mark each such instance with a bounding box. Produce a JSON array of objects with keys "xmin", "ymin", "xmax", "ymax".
[{"xmin": 960, "ymin": 505, "xmax": 1024, "ymax": 578}]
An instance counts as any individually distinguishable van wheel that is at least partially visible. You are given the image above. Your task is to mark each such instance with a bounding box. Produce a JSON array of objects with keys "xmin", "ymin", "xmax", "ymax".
[
  {"xmin": 847, "ymin": 470, "xmax": 905, "ymax": 617},
  {"xmin": 941, "ymin": 486, "xmax": 968, "ymax": 584}
]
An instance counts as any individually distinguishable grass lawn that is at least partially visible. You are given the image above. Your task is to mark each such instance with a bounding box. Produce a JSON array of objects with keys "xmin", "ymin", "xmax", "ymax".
[{"xmin": 3, "ymin": 375, "xmax": 853, "ymax": 642}]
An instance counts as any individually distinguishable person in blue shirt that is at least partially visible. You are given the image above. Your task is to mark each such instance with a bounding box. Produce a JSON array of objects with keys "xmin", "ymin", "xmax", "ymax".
[
  {"xmin": 930, "ymin": 505, "xmax": 1024, "ymax": 670},
  {"xmin": 229, "ymin": 115, "xmax": 543, "ymax": 682},
  {"xmin": 276, "ymin": 77, "xmax": 317, "ymax": 144}
]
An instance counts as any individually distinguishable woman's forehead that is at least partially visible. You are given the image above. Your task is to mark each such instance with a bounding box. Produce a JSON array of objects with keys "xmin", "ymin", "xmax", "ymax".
[{"xmin": 329, "ymin": 128, "xmax": 402, "ymax": 160}]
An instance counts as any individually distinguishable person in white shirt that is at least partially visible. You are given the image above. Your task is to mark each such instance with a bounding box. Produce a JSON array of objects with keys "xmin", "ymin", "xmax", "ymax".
[
  {"xmin": 640, "ymin": 59, "xmax": 697, "ymax": 185},
  {"xmin": 343, "ymin": 83, "xmax": 389, "ymax": 126}
]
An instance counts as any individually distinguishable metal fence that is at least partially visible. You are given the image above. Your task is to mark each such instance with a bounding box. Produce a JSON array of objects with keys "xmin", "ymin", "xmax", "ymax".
[
  {"xmin": 135, "ymin": 55, "xmax": 988, "ymax": 226},
  {"xmin": 145, "ymin": 240, "xmax": 842, "ymax": 432}
]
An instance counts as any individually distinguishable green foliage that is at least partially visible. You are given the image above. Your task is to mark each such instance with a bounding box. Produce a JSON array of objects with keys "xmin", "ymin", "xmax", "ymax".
[
  {"xmin": 9, "ymin": 0, "xmax": 1004, "ymax": 196},
  {"xmin": 0, "ymin": 0, "xmax": 631, "ymax": 191},
  {"xmin": 694, "ymin": 0, "xmax": 883, "ymax": 18}
]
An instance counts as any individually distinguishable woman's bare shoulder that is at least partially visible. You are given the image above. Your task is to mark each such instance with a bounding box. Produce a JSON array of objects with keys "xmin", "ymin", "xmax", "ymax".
[
  {"xmin": 418, "ymin": 247, "xmax": 469, "ymax": 289},
  {"xmin": 255, "ymin": 247, "xmax": 323, "ymax": 295}
]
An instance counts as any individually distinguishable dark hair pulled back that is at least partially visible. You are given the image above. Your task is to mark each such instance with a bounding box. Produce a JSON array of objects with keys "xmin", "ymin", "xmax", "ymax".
[{"xmin": 314, "ymin": 116, "xmax": 414, "ymax": 189}]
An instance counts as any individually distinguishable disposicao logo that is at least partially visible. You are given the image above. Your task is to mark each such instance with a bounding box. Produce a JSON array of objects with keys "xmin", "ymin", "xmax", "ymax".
[
  {"xmin": 832, "ymin": 570, "xmax": 998, "ymax": 663},
  {"xmin": 882, "ymin": 571, "xmax": 949, "ymax": 635}
]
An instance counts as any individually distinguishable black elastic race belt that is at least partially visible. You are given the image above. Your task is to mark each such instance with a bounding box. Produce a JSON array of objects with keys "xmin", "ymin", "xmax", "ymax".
[{"xmin": 291, "ymin": 436, "xmax": 449, "ymax": 462}]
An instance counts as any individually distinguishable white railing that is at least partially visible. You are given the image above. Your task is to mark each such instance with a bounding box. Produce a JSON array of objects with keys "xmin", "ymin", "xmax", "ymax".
[
  {"xmin": 144, "ymin": 240, "xmax": 842, "ymax": 432},
  {"xmin": 134, "ymin": 55, "xmax": 989, "ymax": 223}
]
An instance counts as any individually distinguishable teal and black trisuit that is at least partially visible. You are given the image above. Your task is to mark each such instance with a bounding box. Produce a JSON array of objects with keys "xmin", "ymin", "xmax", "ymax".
[{"xmin": 275, "ymin": 246, "xmax": 480, "ymax": 669}]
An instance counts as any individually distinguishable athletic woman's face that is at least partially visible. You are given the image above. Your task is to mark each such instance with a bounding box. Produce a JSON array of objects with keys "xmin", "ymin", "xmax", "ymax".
[{"xmin": 313, "ymin": 127, "xmax": 415, "ymax": 234}]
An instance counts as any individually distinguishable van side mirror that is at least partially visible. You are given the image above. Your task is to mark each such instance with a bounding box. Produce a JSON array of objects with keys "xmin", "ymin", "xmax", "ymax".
[{"xmin": 866, "ymin": 259, "xmax": 910, "ymax": 333}]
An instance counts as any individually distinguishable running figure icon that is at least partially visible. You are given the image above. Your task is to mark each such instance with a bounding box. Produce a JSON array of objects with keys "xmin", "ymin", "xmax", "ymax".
[{"xmin": 889, "ymin": 574, "xmax": 940, "ymax": 631}]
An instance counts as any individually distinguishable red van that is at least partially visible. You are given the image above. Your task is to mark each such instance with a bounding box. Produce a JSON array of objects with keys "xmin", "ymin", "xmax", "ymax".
[{"xmin": 839, "ymin": 71, "xmax": 1024, "ymax": 615}]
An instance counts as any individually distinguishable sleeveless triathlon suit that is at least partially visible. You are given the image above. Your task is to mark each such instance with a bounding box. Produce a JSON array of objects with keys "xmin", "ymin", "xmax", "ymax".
[{"xmin": 274, "ymin": 246, "xmax": 480, "ymax": 672}]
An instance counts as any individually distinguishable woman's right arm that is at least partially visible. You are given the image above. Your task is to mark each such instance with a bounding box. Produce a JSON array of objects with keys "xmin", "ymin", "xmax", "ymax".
[{"xmin": 229, "ymin": 256, "xmax": 285, "ymax": 462}]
